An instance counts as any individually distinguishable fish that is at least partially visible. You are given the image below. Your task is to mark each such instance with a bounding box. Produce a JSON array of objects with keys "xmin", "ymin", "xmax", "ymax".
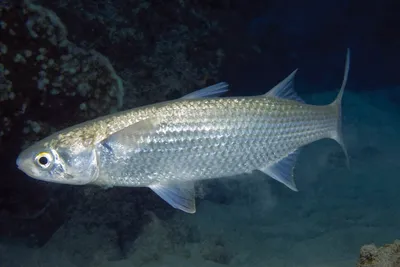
[{"xmin": 17, "ymin": 49, "xmax": 351, "ymax": 214}]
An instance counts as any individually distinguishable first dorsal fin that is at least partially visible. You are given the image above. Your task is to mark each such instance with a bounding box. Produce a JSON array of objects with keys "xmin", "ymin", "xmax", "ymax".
[
  {"xmin": 181, "ymin": 82, "xmax": 229, "ymax": 99},
  {"xmin": 265, "ymin": 69, "xmax": 304, "ymax": 103}
]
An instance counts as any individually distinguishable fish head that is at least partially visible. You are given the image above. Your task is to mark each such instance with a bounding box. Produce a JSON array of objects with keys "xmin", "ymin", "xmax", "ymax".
[{"xmin": 16, "ymin": 137, "xmax": 99, "ymax": 185}]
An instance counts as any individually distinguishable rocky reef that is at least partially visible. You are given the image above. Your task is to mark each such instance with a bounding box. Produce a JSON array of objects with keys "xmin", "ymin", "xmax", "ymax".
[
  {"xmin": 0, "ymin": 0, "xmax": 124, "ymax": 145},
  {"xmin": 358, "ymin": 240, "xmax": 400, "ymax": 267}
]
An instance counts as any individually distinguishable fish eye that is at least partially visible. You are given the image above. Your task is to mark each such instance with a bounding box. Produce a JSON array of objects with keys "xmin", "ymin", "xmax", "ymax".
[{"xmin": 35, "ymin": 152, "xmax": 53, "ymax": 169}]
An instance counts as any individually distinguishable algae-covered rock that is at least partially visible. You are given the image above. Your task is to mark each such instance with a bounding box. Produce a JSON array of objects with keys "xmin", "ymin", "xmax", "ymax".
[{"xmin": 357, "ymin": 240, "xmax": 400, "ymax": 267}]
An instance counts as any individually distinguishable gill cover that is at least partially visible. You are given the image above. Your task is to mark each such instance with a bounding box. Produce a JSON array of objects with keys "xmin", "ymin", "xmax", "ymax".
[{"xmin": 56, "ymin": 147, "xmax": 99, "ymax": 185}]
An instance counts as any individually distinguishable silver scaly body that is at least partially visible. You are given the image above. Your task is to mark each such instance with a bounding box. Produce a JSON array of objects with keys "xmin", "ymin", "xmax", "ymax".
[{"xmin": 95, "ymin": 96, "xmax": 338, "ymax": 188}]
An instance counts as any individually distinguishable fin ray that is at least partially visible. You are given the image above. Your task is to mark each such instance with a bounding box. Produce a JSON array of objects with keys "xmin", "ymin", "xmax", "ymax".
[
  {"xmin": 100, "ymin": 117, "xmax": 161, "ymax": 156},
  {"xmin": 259, "ymin": 150, "xmax": 299, "ymax": 191},
  {"xmin": 182, "ymin": 82, "xmax": 229, "ymax": 99},
  {"xmin": 330, "ymin": 48, "xmax": 350, "ymax": 168},
  {"xmin": 265, "ymin": 69, "xmax": 304, "ymax": 103}
]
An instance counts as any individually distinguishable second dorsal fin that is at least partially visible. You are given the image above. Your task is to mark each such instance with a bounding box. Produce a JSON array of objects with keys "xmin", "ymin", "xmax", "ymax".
[{"xmin": 265, "ymin": 69, "xmax": 304, "ymax": 103}]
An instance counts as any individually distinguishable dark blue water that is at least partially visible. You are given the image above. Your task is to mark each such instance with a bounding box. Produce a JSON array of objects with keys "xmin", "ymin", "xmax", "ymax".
[{"xmin": 1, "ymin": 0, "xmax": 400, "ymax": 266}]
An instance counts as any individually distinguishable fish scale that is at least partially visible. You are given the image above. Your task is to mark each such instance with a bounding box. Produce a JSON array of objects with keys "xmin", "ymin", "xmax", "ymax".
[
  {"xmin": 95, "ymin": 97, "xmax": 337, "ymax": 187},
  {"xmin": 17, "ymin": 50, "xmax": 351, "ymax": 213}
]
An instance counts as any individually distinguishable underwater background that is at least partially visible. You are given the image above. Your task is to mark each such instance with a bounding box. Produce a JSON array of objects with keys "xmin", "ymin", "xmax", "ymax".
[{"xmin": 1, "ymin": 0, "xmax": 400, "ymax": 266}]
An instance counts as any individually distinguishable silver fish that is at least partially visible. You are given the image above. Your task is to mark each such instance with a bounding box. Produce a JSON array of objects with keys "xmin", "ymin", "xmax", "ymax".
[{"xmin": 17, "ymin": 50, "xmax": 350, "ymax": 213}]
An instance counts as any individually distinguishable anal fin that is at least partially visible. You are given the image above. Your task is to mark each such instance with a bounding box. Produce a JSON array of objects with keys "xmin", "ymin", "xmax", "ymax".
[
  {"xmin": 259, "ymin": 150, "xmax": 300, "ymax": 191},
  {"xmin": 149, "ymin": 182, "xmax": 196, "ymax": 213}
]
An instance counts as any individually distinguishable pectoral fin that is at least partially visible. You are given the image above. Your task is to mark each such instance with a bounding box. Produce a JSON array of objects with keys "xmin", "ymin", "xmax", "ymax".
[
  {"xmin": 149, "ymin": 182, "xmax": 196, "ymax": 213},
  {"xmin": 100, "ymin": 117, "xmax": 161, "ymax": 156}
]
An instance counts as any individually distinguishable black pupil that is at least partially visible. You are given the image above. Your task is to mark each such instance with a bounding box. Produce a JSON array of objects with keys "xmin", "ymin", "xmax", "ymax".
[{"xmin": 39, "ymin": 156, "xmax": 48, "ymax": 165}]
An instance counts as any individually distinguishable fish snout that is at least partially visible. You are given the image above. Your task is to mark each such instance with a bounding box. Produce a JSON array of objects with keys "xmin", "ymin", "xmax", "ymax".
[{"xmin": 16, "ymin": 150, "xmax": 37, "ymax": 178}]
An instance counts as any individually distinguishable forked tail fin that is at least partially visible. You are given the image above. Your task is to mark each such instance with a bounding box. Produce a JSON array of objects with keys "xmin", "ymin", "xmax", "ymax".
[{"xmin": 330, "ymin": 48, "xmax": 350, "ymax": 168}]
